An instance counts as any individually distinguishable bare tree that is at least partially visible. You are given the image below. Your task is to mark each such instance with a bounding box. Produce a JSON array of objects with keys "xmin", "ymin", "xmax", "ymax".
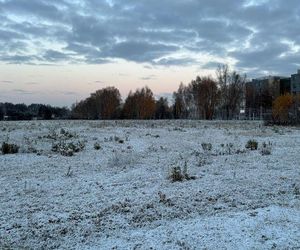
[
  {"xmin": 173, "ymin": 77, "xmax": 219, "ymax": 120},
  {"xmin": 155, "ymin": 97, "xmax": 172, "ymax": 119},
  {"xmin": 216, "ymin": 64, "xmax": 246, "ymax": 119},
  {"xmin": 173, "ymin": 83, "xmax": 189, "ymax": 119},
  {"xmin": 187, "ymin": 76, "xmax": 219, "ymax": 119}
]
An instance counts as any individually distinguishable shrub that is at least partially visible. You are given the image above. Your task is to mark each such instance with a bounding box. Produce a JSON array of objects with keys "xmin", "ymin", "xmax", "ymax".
[
  {"xmin": 52, "ymin": 140, "xmax": 85, "ymax": 156},
  {"xmin": 169, "ymin": 162, "xmax": 196, "ymax": 182},
  {"xmin": 170, "ymin": 166, "xmax": 184, "ymax": 182},
  {"xmin": 201, "ymin": 143, "xmax": 212, "ymax": 151},
  {"xmin": 158, "ymin": 191, "xmax": 173, "ymax": 206},
  {"xmin": 107, "ymin": 151, "xmax": 133, "ymax": 168},
  {"xmin": 224, "ymin": 143, "xmax": 234, "ymax": 154},
  {"xmin": 261, "ymin": 148, "xmax": 271, "ymax": 156},
  {"xmin": 23, "ymin": 136, "xmax": 37, "ymax": 153},
  {"xmin": 65, "ymin": 166, "xmax": 73, "ymax": 177},
  {"xmin": 94, "ymin": 142, "xmax": 101, "ymax": 150},
  {"xmin": 272, "ymin": 94, "xmax": 293, "ymax": 124},
  {"xmin": 293, "ymin": 184, "xmax": 300, "ymax": 195},
  {"xmin": 106, "ymin": 135, "xmax": 124, "ymax": 144},
  {"xmin": 245, "ymin": 140, "xmax": 258, "ymax": 150},
  {"xmin": 261, "ymin": 142, "xmax": 272, "ymax": 156},
  {"xmin": 44, "ymin": 128, "xmax": 77, "ymax": 140},
  {"xmin": 217, "ymin": 143, "xmax": 245, "ymax": 155},
  {"xmin": 1, "ymin": 142, "xmax": 19, "ymax": 154},
  {"xmin": 60, "ymin": 128, "xmax": 76, "ymax": 138}
]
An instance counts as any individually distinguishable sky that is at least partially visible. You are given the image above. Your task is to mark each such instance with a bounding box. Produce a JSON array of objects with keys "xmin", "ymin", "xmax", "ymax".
[{"xmin": 0, "ymin": 0, "xmax": 300, "ymax": 106}]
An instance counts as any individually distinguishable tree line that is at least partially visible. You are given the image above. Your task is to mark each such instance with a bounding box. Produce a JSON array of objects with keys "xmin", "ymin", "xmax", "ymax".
[
  {"xmin": 71, "ymin": 86, "xmax": 172, "ymax": 119},
  {"xmin": 0, "ymin": 64, "xmax": 247, "ymax": 121},
  {"xmin": 2, "ymin": 63, "xmax": 299, "ymax": 123},
  {"xmin": 0, "ymin": 103, "xmax": 70, "ymax": 120},
  {"xmin": 71, "ymin": 65, "xmax": 246, "ymax": 120}
]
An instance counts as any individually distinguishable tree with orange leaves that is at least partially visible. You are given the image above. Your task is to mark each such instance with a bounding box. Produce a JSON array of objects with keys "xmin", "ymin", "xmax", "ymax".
[
  {"xmin": 272, "ymin": 94, "xmax": 294, "ymax": 124},
  {"xmin": 122, "ymin": 86, "xmax": 156, "ymax": 119}
]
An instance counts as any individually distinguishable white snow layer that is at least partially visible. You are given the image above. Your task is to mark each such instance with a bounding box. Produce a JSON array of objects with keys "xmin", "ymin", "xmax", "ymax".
[{"xmin": 0, "ymin": 120, "xmax": 299, "ymax": 249}]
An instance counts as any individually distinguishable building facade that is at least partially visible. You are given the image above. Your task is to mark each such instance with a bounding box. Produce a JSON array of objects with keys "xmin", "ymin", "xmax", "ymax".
[
  {"xmin": 291, "ymin": 69, "xmax": 300, "ymax": 94},
  {"xmin": 245, "ymin": 76, "xmax": 291, "ymax": 119}
]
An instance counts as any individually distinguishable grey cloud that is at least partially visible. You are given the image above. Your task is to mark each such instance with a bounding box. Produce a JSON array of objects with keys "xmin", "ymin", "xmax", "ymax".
[
  {"xmin": 85, "ymin": 57, "xmax": 111, "ymax": 65},
  {"xmin": 140, "ymin": 75, "xmax": 156, "ymax": 81},
  {"xmin": 202, "ymin": 62, "xmax": 222, "ymax": 70},
  {"xmin": 136, "ymin": 29, "xmax": 197, "ymax": 44},
  {"xmin": 64, "ymin": 42, "xmax": 111, "ymax": 64},
  {"xmin": 0, "ymin": 0, "xmax": 299, "ymax": 73},
  {"xmin": 103, "ymin": 41, "xmax": 179, "ymax": 62},
  {"xmin": 1, "ymin": 80, "xmax": 14, "ymax": 84},
  {"xmin": 43, "ymin": 50, "xmax": 72, "ymax": 62},
  {"xmin": 196, "ymin": 20, "xmax": 251, "ymax": 44},
  {"xmin": 0, "ymin": 54, "xmax": 39, "ymax": 64},
  {"xmin": 69, "ymin": 15, "xmax": 112, "ymax": 47},
  {"xmin": 154, "ymin": 57, "xmax": 197, "ymax": 66},
  {"xmin": 88, "ymin": 80, "xmax": 105, "ymax": 85},
  {"xmin": 1, "ymin": 0, "xmax": 66, "ymax": 22},
  {"xmin": 25, "ymin": 82, "xmax": 39, "ymax": 85},
  {"xmin": 0, "ymin": 28, "xmax": 25, "ymax": 41},
  {"xmin": 231, "ymin": 42, "xmax": 289, "ymax": 66},
  {"xmin": 66, "ymin": 42, "xmax": 98, "ymax": 55},
  {"xmin": 12, "ymin": 89, "xmax": 35, "ymax": 94},
  {"xmin": 7, "ymin": 21, "xmax": 69, "ymax": 41},
  {"xmin": 59, "ymin": 91, "xmax": 77, "ymax": 96},
  {"xmin": 231, "ymin": 41, "xmax": 300, "ymax": 75}
]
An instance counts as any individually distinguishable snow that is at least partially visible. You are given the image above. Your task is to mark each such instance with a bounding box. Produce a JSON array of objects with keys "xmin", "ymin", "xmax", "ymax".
[{"xmin": 0, "ymin": 120, "xmax": 300, "ymax": 249}]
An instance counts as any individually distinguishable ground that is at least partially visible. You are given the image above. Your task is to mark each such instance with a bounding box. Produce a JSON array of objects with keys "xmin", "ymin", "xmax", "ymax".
[{"xmin": 0, "ymin": 120, "xmax": 299, "ymax": 249}]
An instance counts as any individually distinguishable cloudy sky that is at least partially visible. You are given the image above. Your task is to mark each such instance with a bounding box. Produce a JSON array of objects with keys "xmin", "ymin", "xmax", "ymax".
[{"xmin": 0, "ymin": 0, "xmax": 300, "ymax": 106}]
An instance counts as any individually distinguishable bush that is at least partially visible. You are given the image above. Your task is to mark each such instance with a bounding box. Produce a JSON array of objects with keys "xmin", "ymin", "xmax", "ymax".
[
  {"xmin": 60, "ymin": 128, "xmax": 75, "ymax": 138},
  {"xmin": 293, "ymin": 184, "xmax": 300, "ymax": 195},
  {"xmin": 169, "ymin": 162, "xmax": 196, "ymax": 182},
  {"xmin": 94, "ymin": 142, "xmax": 101, "ymax": 150},
  {"xmin": 158, "ymin": 191, "xmax": 173, "ymax": 206},
  {"xmin": 44, "ymin": 128, "xmax": 77, "ymax": 140},
  {"xmin": 1, "ymin": 142, "xmax": 19, "ymax": 154},
  {"xmin": 201, "ymin": 143, "xmax": 212, "ymax": 151},
  {"xmin": 261, "ymin": 142, "xmax": 272, "ymax": 156},
  {"xmin": 261, "ymin": 148, "xmax": 271, "ymax": 156},
  {"xmin": 52, "ymin": 140, "xmax": 85, "ymax": 156},
  {"xmin": 245, "ymin": 140, "xmax": 258, "ymax": 150},
  {"xmin": 107, "ymin": 151, "xmax": 134, "ymax": 168},
  {"xmin": 170, "ymin": 166, "xmax": 184, "ymax": 182},
  {"xmin": 272, "ymin": 94, "xmax": 293, "ymax": 124}
]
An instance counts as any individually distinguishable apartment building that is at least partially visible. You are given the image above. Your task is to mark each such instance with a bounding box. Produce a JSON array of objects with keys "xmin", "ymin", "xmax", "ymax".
[{"xmin": 291, "ymin": 69, "xmax": 300, "ymax": 94}]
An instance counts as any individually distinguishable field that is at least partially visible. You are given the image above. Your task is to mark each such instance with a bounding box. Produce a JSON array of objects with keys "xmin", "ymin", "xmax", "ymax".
[{"xmin": 0, "ymin": 120, "xmax": 300, "ymax": 249}]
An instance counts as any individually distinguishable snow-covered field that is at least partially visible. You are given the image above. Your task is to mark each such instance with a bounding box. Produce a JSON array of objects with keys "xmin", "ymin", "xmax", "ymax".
[{"xmin": 0, "ymin": 120, "xmax": 300, "ymax": 249}]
